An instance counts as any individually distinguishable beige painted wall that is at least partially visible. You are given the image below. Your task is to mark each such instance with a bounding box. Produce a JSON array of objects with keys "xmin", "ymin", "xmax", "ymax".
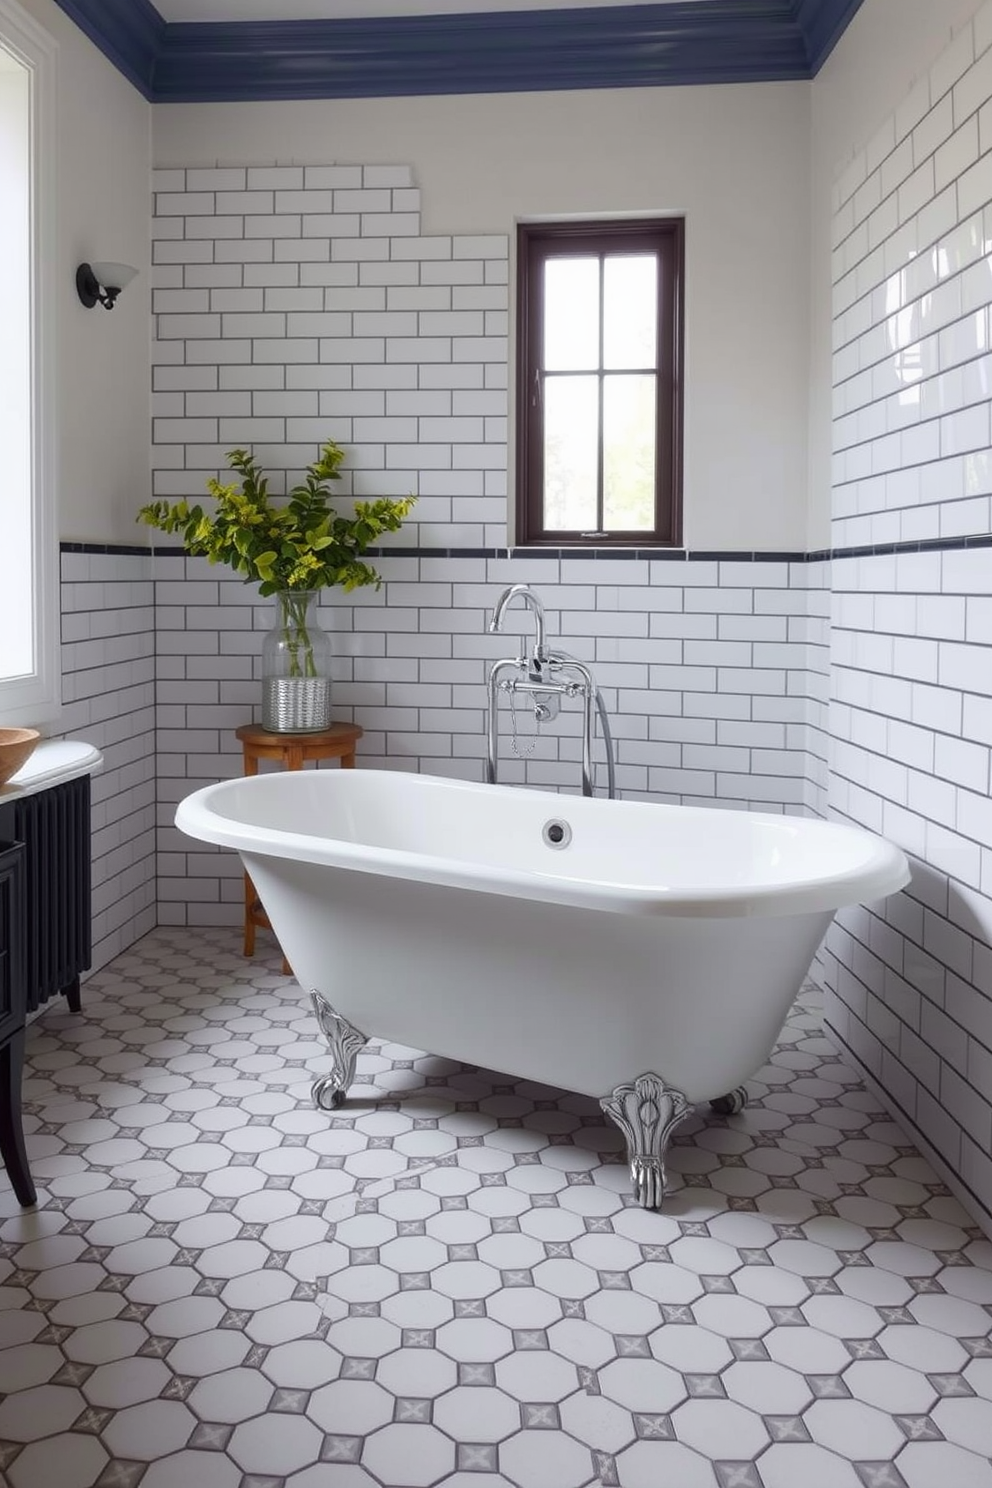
[
  {"xmin": 19, "ymin": 0, "xmax": 151, "ymax": 543},
  {"xmin": 154, "ymin": 83, "xmax": 811, "ymax": 551},
  {"xmin": 808, "ymin": 0, "xmax": 988, "ymax": 547}
]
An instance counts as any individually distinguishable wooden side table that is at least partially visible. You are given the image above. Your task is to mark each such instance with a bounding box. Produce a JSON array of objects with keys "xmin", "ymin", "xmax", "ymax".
[{"xmin": 235, "ymin": 722, "xmax": 363, "ymax": 967}]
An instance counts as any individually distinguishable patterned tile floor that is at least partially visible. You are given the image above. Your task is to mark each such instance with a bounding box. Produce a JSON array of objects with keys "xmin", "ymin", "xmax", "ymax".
[{"xmin": 1, "ymin": 929, "xmax": 991, "ymax": 1488}]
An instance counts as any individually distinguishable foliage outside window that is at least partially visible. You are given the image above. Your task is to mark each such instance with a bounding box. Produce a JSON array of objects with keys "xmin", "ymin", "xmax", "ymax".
[{"xmin": 516, "ymin": 219, "xmax": 683, "ymax": 547}]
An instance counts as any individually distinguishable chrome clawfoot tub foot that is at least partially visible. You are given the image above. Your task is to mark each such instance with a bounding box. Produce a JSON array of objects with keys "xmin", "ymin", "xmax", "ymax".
[
  {"xmin": 709, "ymin": 1085, "xmax": 748, "ymax": 1116},
  {"xmin": 310, "ymin": 991, "xmax": 368, "ymax": 1111},
  {"xmin": 600, "ymin": 1072, "xmax": 692, "ymax": 1209}
]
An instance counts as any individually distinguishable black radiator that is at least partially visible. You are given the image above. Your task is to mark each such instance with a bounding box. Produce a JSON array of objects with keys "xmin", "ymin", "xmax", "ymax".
[{"xmin": 0, "ymin": 775, "xmax": 91, "ymax": 1013}]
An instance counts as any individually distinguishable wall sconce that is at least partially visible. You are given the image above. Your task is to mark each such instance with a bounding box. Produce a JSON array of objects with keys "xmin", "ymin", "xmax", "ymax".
[{"xmin": 76, "ymin": 261, "xmax": 138, "ymax": 310}]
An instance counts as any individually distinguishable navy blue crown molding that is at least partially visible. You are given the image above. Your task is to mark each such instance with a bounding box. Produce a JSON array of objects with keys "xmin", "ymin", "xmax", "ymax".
[
  {"xmin": 52, "ymin": 0, "xmax": 164, "ymax": 97},
  {"xmin": 52, "ymin": 0, "xmax": 863, "ymax": 104}
]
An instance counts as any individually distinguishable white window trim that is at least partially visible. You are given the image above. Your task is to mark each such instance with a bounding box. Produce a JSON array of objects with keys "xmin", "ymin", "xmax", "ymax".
[{"xmin": 0, "ymin": 0, "xmax": 58, "ymax": 728}]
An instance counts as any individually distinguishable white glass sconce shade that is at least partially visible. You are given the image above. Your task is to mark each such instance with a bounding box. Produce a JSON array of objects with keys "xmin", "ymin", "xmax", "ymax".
[{"xmin": 76, "ymin": 260, "xmax": 139, "ymax": 309}]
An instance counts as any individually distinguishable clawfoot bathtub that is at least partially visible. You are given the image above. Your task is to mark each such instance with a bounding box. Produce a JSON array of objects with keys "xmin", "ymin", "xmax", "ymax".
[{"xmin": 176, "ymin": 770, "xmax": 910, "ymax": 1208}]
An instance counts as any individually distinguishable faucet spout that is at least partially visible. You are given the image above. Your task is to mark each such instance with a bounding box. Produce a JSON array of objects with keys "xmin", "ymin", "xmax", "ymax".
[{"xmin": 488, "ymin": 584, "xmax": 548, "ymax": 665}]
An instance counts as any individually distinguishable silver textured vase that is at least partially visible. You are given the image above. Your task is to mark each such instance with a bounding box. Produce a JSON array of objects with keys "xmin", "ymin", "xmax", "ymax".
[{"xmin": 261, "ymin": 590, "xmax": 332, "ymax": 733}]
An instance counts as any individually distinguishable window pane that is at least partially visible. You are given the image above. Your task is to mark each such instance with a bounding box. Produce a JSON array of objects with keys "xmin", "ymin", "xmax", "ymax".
[
  {"xmin": 544, "ymin": 257, "xmax": 599, "ymax": 371},
  {"xmin": 603, "ymin": 255, "xmax": 657, "ymax": 370},
  {"xmin": 603, "ymin": 374, "xmax": 656, "ymax": 531},
  {"xmin": 544, "ymin": 374, "xmax": 598, "ymax": 531},
  {"xmin": 0, "ymin": 52, "xmax": 32, "ymax": 680}
]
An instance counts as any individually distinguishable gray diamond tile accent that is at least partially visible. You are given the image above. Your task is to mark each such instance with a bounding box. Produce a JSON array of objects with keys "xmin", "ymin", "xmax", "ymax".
[
  {"xmin": 593, "ymin": 1449, "xmax": 619, "ymax": 1485},
  {"xmin": 730, "ymin": 1339, "xmax": 770, "ymax": 1362},
  {"xmin": 765, "ymin": 1415, "xmax": 811, "ymax": 1442},
  {"xmin": 189, "ymin": 1422, "xmax": 235, "ymax": 1450},
  {"xmin": 615, "ymin": 1336, "xmax": 652, "ymax": 1358},
  {"xmin": 52, "ymin": 1361, "xmax": 94, "ymax": 1387},
  {"xmin": 521, "ymin": 1402, "xmax": 561, "ymax": 1429},
  {"xmin": 456, "ymin": 1443, "xmax": 499, "ymax": 1471},
  {"xmin": 844, "ymin": 1338, "xmax": 887, "ymax": 1359},
  {"xmin": 459, "ymin": 1363, "xmax": 496, "ymax": 1386},
  {"xmin": 512, "ymin": 1329, "xmax": 549, "ymax": 1350},
  {"xmin": 686, "ymin": 1374, "xmax": 727, "ymax": 1397},
  {"xmin": 928, "ymin": 1374, "xmax": 975, "ymax": 1397},
  {"xmin": 94, "ymin": 1462, "xmax": 147, "ymax": 1488},
  {"xmin": 701, "ymin": 1274, "xmax": 736, "ymax": 1294},
  {"xmin": 394, "ymin": 1397, "xmax": 432, "ymax": 1423},
  {"xmin": 715, "ymin": 1466, "xmax": 764, "ymax": 1488},
  {"xmin": 271, "ymin": 1388, "xmax": 310, "ymax": 1413},
  {"xmin": 340, "ymin": 1357, "xmax": 377, "ymax": 1379},
  {"xmin": 634, "ymin": 1414, "xmax": 676, "ymax": 1440},
  {"xmin": 72, "ymin": 1407, "xmax": 115, "ymax": 1435},
  {"xmin": 661, "ymin": 1304, "xmax": 695, "ymax": 1324},
  {"xmin": 853, "ymin": 1465, "xmax": 910, "ymax": 1488},
  {"xmin": 893, "ymin": 1415, "xmax": 944, "ymax": 1441},
  {"xmin": 161, "ymin": 1375, "xmax": 197, "ymax": 1401},
  {"xmin": 768, "ymin": 1305, "xmax": 806, "ymax": 1325},
  {"xmin": 807, "ymin": 1374, "xmax": 852, "ymax": 1398},
  {"xmin": 402, "ymin": 1329, "xmax": 435, "ymax": 1348},
  {"xmin": 877, "ymin": 1306, "xmax": 915, "ymax": 1325}
]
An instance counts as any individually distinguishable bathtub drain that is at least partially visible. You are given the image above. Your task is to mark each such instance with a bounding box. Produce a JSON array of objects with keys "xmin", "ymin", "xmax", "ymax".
[{"xmin": 543, "ymin": 818, "xmax": 572, "ymax": 849}]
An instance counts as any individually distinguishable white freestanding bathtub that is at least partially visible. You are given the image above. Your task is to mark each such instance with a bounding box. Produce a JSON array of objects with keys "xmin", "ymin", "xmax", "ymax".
[{"xmin": 176, "ymin": 770, "xmax": 910, "ymax": 1207}]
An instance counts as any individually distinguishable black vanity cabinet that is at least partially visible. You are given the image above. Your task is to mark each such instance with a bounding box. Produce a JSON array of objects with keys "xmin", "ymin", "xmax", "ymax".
[
  {"xmin": 0, "ymin": 771, "xmax": 94, "ymax": 1206},
  {"xmin": 0, "ymin": 837, "xmax": 33, "ymax": 1206}
]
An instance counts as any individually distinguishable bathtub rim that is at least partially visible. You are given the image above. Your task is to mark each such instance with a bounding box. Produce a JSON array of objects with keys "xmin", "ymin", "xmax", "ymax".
[{"xmin": 176, "ymin": 770, "xmax": 911, "ymax": 921}]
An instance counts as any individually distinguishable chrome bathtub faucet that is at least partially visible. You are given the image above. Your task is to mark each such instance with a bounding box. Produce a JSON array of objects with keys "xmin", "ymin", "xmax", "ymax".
[
  {"xmin": 488, "ymin": 582, "xmax": 553, "ymax": 685},
  {"xmin": 486, "ymin": 583, "xmax": 616, "ymax": 798}
]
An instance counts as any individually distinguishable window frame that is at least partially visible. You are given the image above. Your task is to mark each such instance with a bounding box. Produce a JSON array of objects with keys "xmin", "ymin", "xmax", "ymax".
[
  {"xmin": 515, "ymin": 216, "xmax": 684, "ymax": 549},
  {"xmin": 0, "ymin": 0, "xmax": 58, "ymax": 727}
]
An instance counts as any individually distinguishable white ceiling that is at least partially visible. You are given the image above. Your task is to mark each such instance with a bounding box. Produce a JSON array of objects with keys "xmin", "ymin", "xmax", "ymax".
[{"xmin": 155, "ymin": 0, "xmax": 710, "ymax": 19}]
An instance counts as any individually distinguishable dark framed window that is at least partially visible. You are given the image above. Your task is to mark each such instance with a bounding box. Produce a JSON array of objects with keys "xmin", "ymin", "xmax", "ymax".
[{"xmin": 515, "ymin": 218, "xmax": 684, "ymax": 547}]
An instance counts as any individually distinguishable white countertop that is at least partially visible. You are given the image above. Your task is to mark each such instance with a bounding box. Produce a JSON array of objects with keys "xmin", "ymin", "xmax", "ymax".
[{"xmin": 0, "ymin": 740, "xmax": 103, "ymax": 802}]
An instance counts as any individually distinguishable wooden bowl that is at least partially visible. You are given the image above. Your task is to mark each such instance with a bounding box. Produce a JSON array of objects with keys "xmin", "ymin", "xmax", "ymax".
[{"xmin": 0, "ymin": 728, "xmax": 40, "ymax": 787}]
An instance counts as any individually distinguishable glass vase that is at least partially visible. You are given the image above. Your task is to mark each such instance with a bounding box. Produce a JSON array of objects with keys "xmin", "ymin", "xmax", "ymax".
[{"xmin": 261, "ymin": 590, "xmax": 332, "ymax": 733}]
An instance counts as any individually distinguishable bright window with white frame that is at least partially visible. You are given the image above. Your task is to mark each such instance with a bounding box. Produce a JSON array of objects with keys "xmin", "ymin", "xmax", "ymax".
[{"xmin": 0, "ymin": 0, "xmax": 57, "ymax": 727}]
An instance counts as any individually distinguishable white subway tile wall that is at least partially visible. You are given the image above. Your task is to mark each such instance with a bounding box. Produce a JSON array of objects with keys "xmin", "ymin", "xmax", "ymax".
[
  {"xmin": 152, "ymin": 552, "xmax": 824, "ymax": 928},
  {"xmin": 151, "ymin": 164, "xmax": 511, "ymax": 544},
  {"xmin": 826, "ymin": 9, "xmax": 992, "ymax": 1226},
  {"xmin": 149, "ymin": 161, "xmax": 827, "ymax": 924},
  {"xmin": 59, "ymin": 550, "xmax": 157, "ymax": 972}
]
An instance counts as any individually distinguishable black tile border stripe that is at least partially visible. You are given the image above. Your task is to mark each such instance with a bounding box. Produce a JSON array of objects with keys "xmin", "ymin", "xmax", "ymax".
[
  {"xmin": 61, "ymin": 534, "xmax": 992, "ymax": 563},
  {"xmin": 61, "ymin": 543, "xmax": 153, "ymax": 556}
]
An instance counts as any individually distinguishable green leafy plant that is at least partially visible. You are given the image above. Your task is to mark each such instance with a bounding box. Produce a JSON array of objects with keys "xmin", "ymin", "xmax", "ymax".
[{"xmin": 137, "ymin": 440, "xmax": 415, "ymax": 595}]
